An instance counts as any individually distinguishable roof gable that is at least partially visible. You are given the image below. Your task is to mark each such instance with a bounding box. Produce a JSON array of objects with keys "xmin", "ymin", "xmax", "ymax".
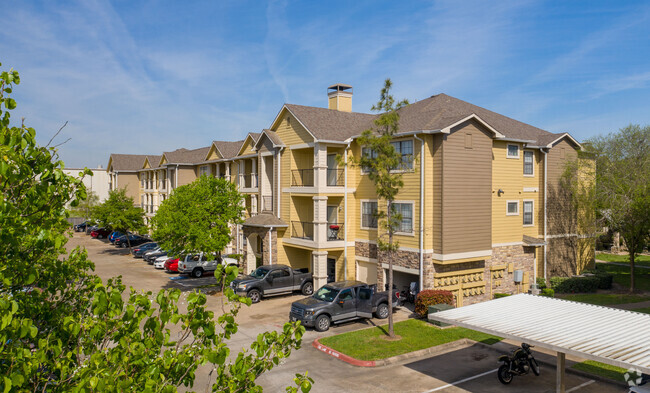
[
  {"xmin": 254, "ymin": 129, "xmax": 284, "ymax": 151},
  {"xmin": 107, "ymin": 154, "xmax": 149, "ymax": 172},
  {"xmin": 237, "ymin": 133, "xmax": 261, "ymax": 156},
  {"xmin": 206, "ymin": 144, "xmax": 223, "ymax": 161}
]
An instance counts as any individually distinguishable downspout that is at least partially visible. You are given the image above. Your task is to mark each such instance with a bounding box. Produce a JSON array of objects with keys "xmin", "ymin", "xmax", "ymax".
[
  {"xmin": 413, "ymin": 134, "xmax": 425, "ymax": 291},
  {"xmin": 344, "ymin": 140, "xmax": 351, "ymax": 280},
  {"xmin": 269, "ymin": 227, "xmax": 273, "ymax": 265},
  {"xmin": 277, "ymin": 147, "xmax": 284, "ymax": 217},
  {"xmin": 542, "ymin": 149, "xmax": 548, "ymax": 282}
]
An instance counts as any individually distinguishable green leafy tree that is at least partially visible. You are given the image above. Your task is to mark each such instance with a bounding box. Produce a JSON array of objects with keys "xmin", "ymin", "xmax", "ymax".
[
  {"xmin": 68, "ymin": 189, "xmax": 99, "ymax": 218},
  {"xmin": 587, "ymin": 124, "xmax": 650, "ymax": 292},
  {"xmin": 349, "ymin": 79, "xmax": 409, "ymax": 338},
  {"xmin": 151, "ymin": 176, "xmax": 244, "ymax": 257},
  {"xmin": 0, "ymin": 62, "xmax": 311, "ymax": 392},
  {"xmin": 92, "ymin": 188, "xmax": 147, "ymax": 249}
]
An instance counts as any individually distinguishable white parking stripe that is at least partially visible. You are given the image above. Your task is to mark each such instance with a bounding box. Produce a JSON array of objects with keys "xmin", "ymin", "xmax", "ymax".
[
  {"xmin": 422, "ymin": 368, "xmax": 498, "ymax": 392},
  {"xmin": 566, "ymin": 380, "xmax": 595, "ymax": 392}
]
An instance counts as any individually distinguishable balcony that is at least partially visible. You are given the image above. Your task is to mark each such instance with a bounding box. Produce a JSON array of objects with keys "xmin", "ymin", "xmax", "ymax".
[
  {"xmin": 326, "ymin": 169, "xmax": 344, "ymax": 186},
  {"xmin": 291, "ymin": 169, "xmax": 314, "ymax": 187},
  {"xmin": 238, "ymin": 173, "xmax": 259, "ymax": 189},
  {"xmin": 327, "ymin": 223, "xmax": 344, "ymax": 241},
  {"xmin": 291, "ymin": 221, "xmax": 314, "ymax": 240}
]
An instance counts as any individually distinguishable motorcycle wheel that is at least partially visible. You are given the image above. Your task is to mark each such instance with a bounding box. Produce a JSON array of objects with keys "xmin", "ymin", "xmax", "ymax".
[
  {"xmin": 530, "ymin": 358, "xmax": 540, "ymax": 376},
  {"xmin": 498, "ymin": 365, "xmax": 513, "ymax": 385}
]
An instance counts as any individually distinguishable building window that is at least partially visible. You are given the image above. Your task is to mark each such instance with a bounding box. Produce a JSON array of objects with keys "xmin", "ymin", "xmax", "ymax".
[
  {"xmin": 523, "ymin": 151, "xmax": 534, "ymax": 176},
  {"xmin": 465, "ymin": 133, "xmax": 473, "ymax": 149},
  {"xmin": 506, "ymin": 201, "xmax": 519, "ymax": 215},
  {"xmin": 507, "ymin": 144, "xmax": 519, "ymax": 158},
  {"xmin": 392, "ymin": 202, "xmax": 413, "ymax": 233},
  {"xmin": 361, "ymin": 201, "xmax": 378, "ymax": 229},
  {"xmin": 360, "ymin": 148, "xmax": 377, "ymax": 173},
  {"xmin": 391, "ymin": 140, "xmax": 414, "ymax": 170},
  {"xmin": 523, "ymin": 200, "xmax": 534, "ymax": 226},
  {"xmin": 199, "ymin": 165, "xmax": 210, "ymax": 177}
]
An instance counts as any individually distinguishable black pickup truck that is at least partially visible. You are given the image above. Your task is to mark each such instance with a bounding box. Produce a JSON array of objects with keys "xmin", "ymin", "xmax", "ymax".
[
  {"xmin": 231, "ymin": 264, "xmax": 313, "ymax": 303},
  {"xmin": 289, "ymin": 280, "xmax": 401, "ymax": 332}
]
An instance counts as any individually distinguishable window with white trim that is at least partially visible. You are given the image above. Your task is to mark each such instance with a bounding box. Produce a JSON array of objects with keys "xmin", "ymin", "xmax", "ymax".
[
  {"xmin": 506, "ymin": 201, "xmax": 519, "ymax": 215},
  {"xmin": 523, "ymin": 200, "xmax": 534, "ymax": 226},
  {"xmin": 507, "ymin": 144, "xmax": 520, "ymax": 158},
  {"xmin": 361, "ymin": 201, "xmax": 378, "ymax": 229},
  {"xmin": 393, "ymin": 202, "xmax": 413, "ymax": 233},
  {"xmin": 523, "ymin": 151, "xmax": 534, "ymax": 175},
  {"xmin": 199, "ymin": 165, "xmax": 210, "ymax": 177},
  {"xmin": 391, "ymin": 140, "xmax": 414, "ymax": 169}
]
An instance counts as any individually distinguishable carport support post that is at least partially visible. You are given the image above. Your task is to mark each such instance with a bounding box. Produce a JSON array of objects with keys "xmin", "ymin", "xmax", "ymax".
[{"xmin": 556, "ymin": 352, "xmax": 566, "ymax": 393}]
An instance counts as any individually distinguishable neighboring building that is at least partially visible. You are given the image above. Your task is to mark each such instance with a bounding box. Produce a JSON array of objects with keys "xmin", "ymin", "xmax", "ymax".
[
  {"xmin": 108, "ymin": 84, "xmax": 593, "ymax": 307},
  {"xmin": 107, "ymin": 154, "xmax": 150, "ymax": 201},
  {"xmin": 63, "ymin": 166, "xmax": 110, "ymax": 202}
]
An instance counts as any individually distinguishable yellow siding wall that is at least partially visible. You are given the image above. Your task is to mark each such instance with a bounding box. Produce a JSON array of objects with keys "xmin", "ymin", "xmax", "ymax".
[{"xmin": 118, "ymin": 173, "xmax": 140, "ymax": 202}]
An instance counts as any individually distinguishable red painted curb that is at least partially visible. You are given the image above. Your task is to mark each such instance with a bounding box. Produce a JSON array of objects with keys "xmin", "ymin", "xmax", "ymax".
[{"xmin": 312, "ymin": 338, "xmax": 376, "ymax": 367}]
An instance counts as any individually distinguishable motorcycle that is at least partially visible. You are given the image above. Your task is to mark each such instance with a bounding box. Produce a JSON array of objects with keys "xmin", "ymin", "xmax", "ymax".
[
  {"xmin": 497, "ymin": 343, "xmax": 540, "ymax": 384},
  {"xmin": 400, "ymin": 281, "xmax": 419, "ymax": 304}
]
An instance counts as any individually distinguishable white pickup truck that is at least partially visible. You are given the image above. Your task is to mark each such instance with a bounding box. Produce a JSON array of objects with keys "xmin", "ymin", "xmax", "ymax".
[{"xmin": 177, "ymin": 252, "xmax": 238, "ymax": 278}]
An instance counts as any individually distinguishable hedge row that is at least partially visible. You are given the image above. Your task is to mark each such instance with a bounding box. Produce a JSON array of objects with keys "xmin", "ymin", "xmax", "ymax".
[
  {"xmin": 549, "ymin": 273, "xmax": 613, "ymax": 294},
  {"xmin": 414, "ymin": 290, "xmax": 454, "ymax": 317}
]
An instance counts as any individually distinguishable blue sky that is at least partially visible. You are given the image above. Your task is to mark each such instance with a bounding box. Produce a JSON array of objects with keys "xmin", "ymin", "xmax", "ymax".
[{"xmin": 2, "ymin": 0, "xmax": 650, "ymax": 168}]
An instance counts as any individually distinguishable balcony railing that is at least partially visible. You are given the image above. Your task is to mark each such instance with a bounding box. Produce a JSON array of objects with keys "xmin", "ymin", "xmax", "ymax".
[
  {"xmin": 238, "ymin": 173, "xmax": 259, "ymax": 189},
  {"xmin": 262, "ymin": 195, "xmax": 273, "ymax": 212},
  {"xmin": 327, "ymin": 223, "xmax": 344, "ymax": 241},
  {"xmin": 291, "ymin": 169, "xmax": 314, "ymax": 187},
  {"xmin": 326, "ymin": 169, "xmax": 344, "ymax": 186},
  {"xmin": 291, "ymin": 221, "xmax": 314, "ymax": 240}
]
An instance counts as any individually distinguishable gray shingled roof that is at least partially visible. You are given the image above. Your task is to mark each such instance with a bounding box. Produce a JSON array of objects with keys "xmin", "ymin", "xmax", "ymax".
[
  {"xmin": 145, "ymin": 155, "xmax": 162, "ymax": 169},
  {"xmin": 249, "ymin": 132, "xmax": 261, "ymax": 143},
  {"xmin": 284, "ymin": 93, "xmax": 576, "ymax": 146},
  {"xmin": 213, "ymin": 140, "xmax": 245, "ymax": 159},
  {"xmin": 108, "ymin": 154, "xmax": 149, "ymax": 171},
  {"xmin": 242, "ymin": 213, "xmax": 287, "ymax": 228},
  {"xmin": 163, "ymin": 146, "xmax": 211, "ymax": 164}
]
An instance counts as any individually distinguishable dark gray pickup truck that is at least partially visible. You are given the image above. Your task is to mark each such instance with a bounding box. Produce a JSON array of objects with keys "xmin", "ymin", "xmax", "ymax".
[
  {"xmin": 231, "ymin": 264, "xmax": 313, "ymax": 303},
  {"xmin": 289, "ymin": 280, "xmax": 401, "ymax": 332}
]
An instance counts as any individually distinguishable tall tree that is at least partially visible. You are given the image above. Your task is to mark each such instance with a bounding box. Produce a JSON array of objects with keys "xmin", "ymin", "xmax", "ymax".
[
  {"xmin": 587, "ymin": 124, "xmax": 650, "ymax": 292},
  {"xmin": 68, "ymin": 189, "xmax": 99, "ymax": 219},
  {"xmin": 0, "ymin": 62, "xmax": 311, "ymax": 392},
  {"xmin": 92, "ymin": 188, "xmax": 147, "ymax": 249},
  {"xmin": 150, "ymin": 175, "xmax": 244, "ymax": 257},
  {"xmin": 350, "ymin": 79, "xmax": 409, "ymax": 338}
]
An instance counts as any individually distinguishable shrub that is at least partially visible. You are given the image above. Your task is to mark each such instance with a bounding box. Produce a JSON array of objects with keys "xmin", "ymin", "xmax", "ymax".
[
  {"xmin": 540, "ymin": 288, "xmax": 555, "ymax": 297},
  {"xmin": 550, "ymin": 276, "xmax": 600, "ymax": 293},
  {"xmin": 536, "ymin": 277, "xmax": 547, "ymax": 289},
  {"xmin": 493, "ymin": 293, "xmax": 511, "ymax": 299},
  {"xmin": 414, "ymin": 290, "xmax": 454, "ymax": 317},
  {"xmin": 595, "ymin": 273, "xmax": 613, "ymax": 289}
]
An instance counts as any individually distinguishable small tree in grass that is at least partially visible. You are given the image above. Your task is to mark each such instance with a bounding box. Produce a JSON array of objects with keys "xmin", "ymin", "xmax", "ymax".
[
  {"xmin": 150, "ymin": 175, "xmax": 244, "ymax": 258},
  {"xmin": 92, "ymin": 188, "xmax": 146, "ymax": 249},
  {"xmin": 349, "ymin": 79, "xmax": 409, "ymax": 338}
]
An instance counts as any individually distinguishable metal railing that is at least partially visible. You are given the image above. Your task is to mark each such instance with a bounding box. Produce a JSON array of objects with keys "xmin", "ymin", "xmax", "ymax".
[
  {"xmin": 327, "ymin": 223, "xmax": 344, "ymax": 241},
  {"xmin": 291, "ymin": 221, "xmax": 314, "ymax": 240},
  {"xmin": 291, "ymin": 169, "xmax": 314, "ymax": 187},
  {"xmin": 262, "ymin": 195, "xmax": 273, "ymax": 212},
  {"xmin": 326, "ymin": 169, "xmax": 344, "ymax": 186},
  {"xmin": 238, "ymin": 173, "xmax": 259, "ymax": 189}
]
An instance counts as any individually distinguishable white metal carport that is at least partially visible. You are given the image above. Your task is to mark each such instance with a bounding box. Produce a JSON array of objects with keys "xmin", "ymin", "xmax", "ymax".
[{"xmin": 428, "ymin": 294, "xmax": 650, "ymax": 393}]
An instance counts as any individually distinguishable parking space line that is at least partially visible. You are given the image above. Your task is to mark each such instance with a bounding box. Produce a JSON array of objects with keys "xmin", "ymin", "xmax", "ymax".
[
  {"xmin": 422, "ymin": 368, "xmax": 498, "ymax": 392},
  {"xmin": 566, "ymin": 380, "xmax": 595, "ymax": 392}
]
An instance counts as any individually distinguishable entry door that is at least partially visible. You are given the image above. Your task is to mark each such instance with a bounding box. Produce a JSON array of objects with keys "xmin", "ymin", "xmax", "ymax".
[
  {"xmin": 327, "ymin": 154, "xmax": 337, "ymax": 186},
  {"xmin": 327, "ymin": 258, "xmax": 336, "ymax": 283}
]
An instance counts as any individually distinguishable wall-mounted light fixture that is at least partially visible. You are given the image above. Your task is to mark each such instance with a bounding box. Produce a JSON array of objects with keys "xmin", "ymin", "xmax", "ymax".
[{"xmin": 497, "ymin": 189, "xmax": 504, "ymax": 196}]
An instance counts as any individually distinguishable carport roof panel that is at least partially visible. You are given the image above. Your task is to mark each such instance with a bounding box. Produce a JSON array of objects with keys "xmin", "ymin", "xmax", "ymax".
[{"xmin": 429, "ymin": 294, "xmax": 650, "ymax": 373}]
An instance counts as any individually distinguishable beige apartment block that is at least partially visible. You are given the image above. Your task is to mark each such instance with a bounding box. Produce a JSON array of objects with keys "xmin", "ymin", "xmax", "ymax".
[{"xmin": 108, "ymin": 83, "xmax": 593, "ymax": 307}]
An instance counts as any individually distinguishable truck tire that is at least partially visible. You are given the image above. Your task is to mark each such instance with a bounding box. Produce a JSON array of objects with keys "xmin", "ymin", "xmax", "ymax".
[
  {"xmin": 301, "ymin": 282, "xmax": 314, "ymax": 296},
  {"xmin": 192, "ymin": 268, "xmax": 203, "ymax": 278},
  {"xmin": 315, "ymin": 315, "xmax": 331, "ymax": 332},
  {"xmin": 376, "ymin": 303, "xmax": 389, "ymax": 319},
  {"xmin": 247, "ymin": 289, "xmax": 261, "ymax": 304}
]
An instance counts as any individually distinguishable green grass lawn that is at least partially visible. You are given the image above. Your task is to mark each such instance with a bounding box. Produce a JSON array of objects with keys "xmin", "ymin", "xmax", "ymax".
[
  {"xmin": 595, "ymin": 253, "xmax": 650, "ymax": 267},
  {"xmin": 559, "ymin": 293, "xmax": 650, "ymax": 306},
  {"xmin": 632, "ymin": 307, "xmax": 650, "ymax": 314},
  {"xmin": 596, "ymin": 263, "xmax": 650, "ymax": 291},
  {"xmin": 571, "ymin": 360, "xmax": 627, "ymax": 382},
  {"xmin": 318, "ymin": 319, "xmax": 502, "ymax": 361}
]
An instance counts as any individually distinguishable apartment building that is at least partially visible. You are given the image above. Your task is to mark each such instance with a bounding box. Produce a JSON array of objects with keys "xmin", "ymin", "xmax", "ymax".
[{"xmin": 108, "ymin": 84, "xmax": 593, "ymax": 307}]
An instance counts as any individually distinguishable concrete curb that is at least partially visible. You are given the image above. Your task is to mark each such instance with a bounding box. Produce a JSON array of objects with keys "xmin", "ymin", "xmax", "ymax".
[{"xmin": 312, "ymin": 338, "xmax": 376, "ymax": 367}]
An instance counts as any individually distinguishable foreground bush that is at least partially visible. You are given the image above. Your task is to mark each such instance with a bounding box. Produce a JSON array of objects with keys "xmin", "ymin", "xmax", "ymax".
[
  {"xmin": 414, "ymin": 290, "xmax": 454, "ymax": 317},
  {"xmin": 550, "ymin": 276, "xmax": 600, "ymax": 293}
]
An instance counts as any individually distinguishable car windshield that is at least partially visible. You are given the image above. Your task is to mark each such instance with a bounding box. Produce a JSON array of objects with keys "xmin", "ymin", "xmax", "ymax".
[
  {"xmin": 313, "ymin": 286, "xmax": 340, "ymax": 302},
  {"xmin": 249, "ymin": 267, "xmax": 269, "ymax": 279}
]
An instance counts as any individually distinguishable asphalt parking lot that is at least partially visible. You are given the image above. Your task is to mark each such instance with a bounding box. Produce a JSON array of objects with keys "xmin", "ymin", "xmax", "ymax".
[{"xmin": 68, "ymin": 232, "xmax": 625, "ymax": 393}]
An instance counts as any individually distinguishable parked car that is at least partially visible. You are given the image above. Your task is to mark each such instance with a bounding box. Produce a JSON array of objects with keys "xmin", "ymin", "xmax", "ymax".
[
  {"xmin": 164, "ymin": 258, "xmax": 180, "ymax": 273},
  {"xmin": 90, "ymin": 228, "xmax": 112, "ymax": 239},
  {"xmin": 177, "ymin": 252, "xmax": 238, "ymax": 278},
  {"xmin": 231, "ymin": 265, "xmax": 313, "ymax": 303},
  {"xmin": 132, "ymin": 242, "xmax": 159, "ymax": 258},
  {"xmin": 108, "ymin": 231, "xmax": 124, "ymax": 243},
  {"xmin": 144, "ymin": 248, "xmax": 167, "ymax": 264},
  {"xmin": 86, "ymin": 225, "xmax": 99, "ymax": 234},
  {"xmin": 73, "ymin": 222, "xmax": 88, "ymax": 232},
  {"xmin": 153, "ymin": 255, "xmax": 171, "ymax": 269},
  {"xmin": 114, "ymin": 235, "xmax": 149, "ymax": 248},
  {"xmin": 289, "ymin": 280, "xmax": 401, "ymax": 332}
]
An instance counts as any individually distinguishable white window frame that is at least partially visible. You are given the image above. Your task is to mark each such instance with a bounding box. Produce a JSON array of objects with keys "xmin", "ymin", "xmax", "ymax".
[
  {"xmin": 506, "ymin": 200, "xmax": 519, "ymax": 216},
  {"xmin": 507, "ymin": 144, "xmax": 520, "ymax": 159},
  {"xmin": 360, "ymin": 200, "xmax": 378, "ymax": 230},
  {"xmin": 391, "ymin": 200, "xmax": 414, "ymax": 235},
  {"xmin": 523, "ymin": 200, "xmax": 534, "ymax": 226},
  {"xmin": 523, "ymin": 150, "xmax": 534, "ymax": 177},
  {"xmin": 199, "ymin": 165, "xmax": 210, "ymax": 177},
  {"xmin": 390, "ymin": 138, "xmax": 414, "ymax": 171}
]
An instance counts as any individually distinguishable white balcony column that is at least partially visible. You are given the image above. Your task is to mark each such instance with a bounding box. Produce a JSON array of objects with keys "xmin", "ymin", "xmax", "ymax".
[
  {"xmin": 216, "ymin": 163, "xmax": 221, "ymax": 178},
  {"xmin": 224, "ymin": 163, "xmax": 231, "ymax": 181},
  {"xmin": 251, "ymin": 194, "xmax": 258, "ymax": 215},
  {"xmin": 251, "ymin": 158, "xmax": 258, "ymax": 188},
  {"xmin": 313, "ymin": 143, "xmax": 327, "ymax": 188},
  {"xmin": 313, "ymin": 195, "xmax": 328, "ymax": 244},
  {"xmin": 312, "ymin": 251, "xmax": 328, "ymax": 290}
]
